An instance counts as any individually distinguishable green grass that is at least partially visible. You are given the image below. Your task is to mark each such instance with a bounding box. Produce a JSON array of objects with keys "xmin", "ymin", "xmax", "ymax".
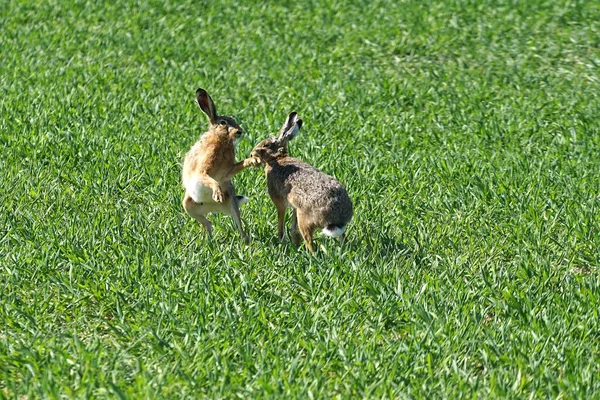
[{"xmin": 2, "ymin": 0, "xmax": 600, "ymax": 397}]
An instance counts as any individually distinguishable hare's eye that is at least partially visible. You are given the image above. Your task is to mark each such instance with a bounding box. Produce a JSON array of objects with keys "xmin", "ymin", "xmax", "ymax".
[{"xmin": 219, "ymin": 119, "xmax": 227, "ymax": 126}]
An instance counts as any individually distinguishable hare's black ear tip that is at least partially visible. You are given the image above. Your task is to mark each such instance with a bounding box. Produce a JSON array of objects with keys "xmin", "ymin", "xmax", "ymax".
[
  {"xmin": 289, "ymin": 111, "xmax": 297, "ymax": 119},
  {"xmin": 296, "ymin": 119, "xmax": 303, "ymax": 128},
  {"xmin": 196, "ymin": 88, "xmax": 207, "ymax": 97}
]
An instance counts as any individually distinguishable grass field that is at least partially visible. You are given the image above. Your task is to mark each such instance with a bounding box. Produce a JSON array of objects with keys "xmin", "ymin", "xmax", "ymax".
[{"xmin": 2, "ymin": 0, "xmax": 600, "ymax": 397}]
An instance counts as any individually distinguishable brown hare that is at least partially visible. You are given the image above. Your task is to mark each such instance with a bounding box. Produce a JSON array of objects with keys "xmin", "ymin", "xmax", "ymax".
[
  {"xmin": 182, "ymin": 88, "xmax": 258, "ymax": 241},
  {"xmin": 249, "ymin": 112, "xmax": 353, "ymax": 253}
]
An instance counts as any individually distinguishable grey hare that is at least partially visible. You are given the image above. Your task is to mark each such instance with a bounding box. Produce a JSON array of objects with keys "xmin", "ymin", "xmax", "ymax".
[{"xmin": 249, "ymin": 112, "xmax": 353, "ymax": 253}]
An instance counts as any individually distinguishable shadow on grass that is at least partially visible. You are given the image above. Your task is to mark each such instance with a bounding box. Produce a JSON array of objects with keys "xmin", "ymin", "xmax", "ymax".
[
  {"xmin": 346, "ymin": 232, "xmax": 412, "ymax": 260},
  {"xmin": 180, "ymin": 226, "xmax": 413, "ymax": 263},
  {"xmin": 377, "ymin": 235, "xmax": 411, "ymax": 259},
  {"xmin": 264, "ymin": 229, "xmax": 415, "ymax": 260},
  {"xmin": 310, "ymin": 232, "xmax": 412, "ymax": 260}
]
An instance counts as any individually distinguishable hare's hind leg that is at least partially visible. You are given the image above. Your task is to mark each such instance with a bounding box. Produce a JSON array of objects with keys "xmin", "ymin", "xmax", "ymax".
[
  {"xmin": 183, "ymin": 195, "xmax": 214, "ymax": 234},
  {"xmin": 296, "ymin": 211, "xmax": 316, "ymax": 254},
  {"xmin": 225, "ymin": 192, "xmax": 248, "ymax": 243},
  {"xmin": 229, "ymin": 204, "xmax": 247, "ymax": 243}
]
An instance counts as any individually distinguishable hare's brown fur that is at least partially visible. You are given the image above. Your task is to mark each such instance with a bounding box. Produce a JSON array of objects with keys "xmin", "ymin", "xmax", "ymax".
[{"xmin": 182, "ymin": 89, "xmax": 257, "ymax": 241}]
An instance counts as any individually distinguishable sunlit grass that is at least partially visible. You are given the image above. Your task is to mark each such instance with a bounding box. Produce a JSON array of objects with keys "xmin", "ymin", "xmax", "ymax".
[{"xmin": 1, "ymin": 0, "xmax": 599, "ymax": 397}]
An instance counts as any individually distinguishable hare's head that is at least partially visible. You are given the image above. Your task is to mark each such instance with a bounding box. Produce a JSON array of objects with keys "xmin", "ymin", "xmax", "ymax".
[
  {"xmin": 251, "ymin": 112, "xmax": 302, "ymax": 163},
  {"xmin": 196, "ymin": 88, "xmax": 243, "ymax": 142}
]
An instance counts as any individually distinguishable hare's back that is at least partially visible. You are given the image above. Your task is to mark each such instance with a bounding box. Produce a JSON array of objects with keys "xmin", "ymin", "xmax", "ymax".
[{"xmin": 271, "ymin": 158, "xmax": 351, "ymax": 213}]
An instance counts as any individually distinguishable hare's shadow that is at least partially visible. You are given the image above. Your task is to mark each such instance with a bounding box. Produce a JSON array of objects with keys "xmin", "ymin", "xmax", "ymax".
[
  {"xmin": 306, "ymin": 232, "xmax": 411, "ymax": 259},
  {"xmin": 378, "ymin": 235, "xmax": 411, "ymax": 258},
  {"xmin": 350, "ymin": 233, "xmax": 411, "ymax": 259}
]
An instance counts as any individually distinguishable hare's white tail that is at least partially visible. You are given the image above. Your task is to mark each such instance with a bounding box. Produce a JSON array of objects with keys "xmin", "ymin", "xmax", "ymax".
[
  {"xmin": 237, "ymin": 196, "xmax": 249, "ymax": 205},
  {"xmin": 322, "ymin": 224, "xmax": 346, "ymax": 238}
]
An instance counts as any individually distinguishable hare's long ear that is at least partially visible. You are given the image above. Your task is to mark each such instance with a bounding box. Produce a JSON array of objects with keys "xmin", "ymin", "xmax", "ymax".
[
  {"xmin": 278, "ymin": 112, "xmax": 302, "ymax": 142},
  {"xmin": 278, "ymin": 112, "xmax": 298, "ymax": 138},
  {"xmin": 195, "ymin": 88, "xmax": 217, "ymax": 124},
  {"xmin": 283, "ymin": 118, "xmax": 302, "ymax": 142}
]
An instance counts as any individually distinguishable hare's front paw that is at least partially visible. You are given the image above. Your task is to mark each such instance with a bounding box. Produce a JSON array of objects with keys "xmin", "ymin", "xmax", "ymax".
[
  {"xmin": 245, "ymin": 157, "xmax": 262, "ymax": 167},
  {"xmin": 212, "ymin": 186, "xmax": 224, "ymax": 203}
]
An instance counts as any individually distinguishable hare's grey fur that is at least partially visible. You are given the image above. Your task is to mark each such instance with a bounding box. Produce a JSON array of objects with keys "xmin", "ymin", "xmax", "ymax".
[{"xmin": 249, "ymin": 112, "xmax": 353, "ymax": 253}]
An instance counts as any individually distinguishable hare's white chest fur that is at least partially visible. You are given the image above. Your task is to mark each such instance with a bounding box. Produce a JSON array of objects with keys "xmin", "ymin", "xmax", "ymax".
[
  {"xmin": 184, "ymin": 177, "xmax": 213, "ymax": 203},
  {"xmin": 182, "ymin": 136, "xmax": 215, "ymax": 203}
]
